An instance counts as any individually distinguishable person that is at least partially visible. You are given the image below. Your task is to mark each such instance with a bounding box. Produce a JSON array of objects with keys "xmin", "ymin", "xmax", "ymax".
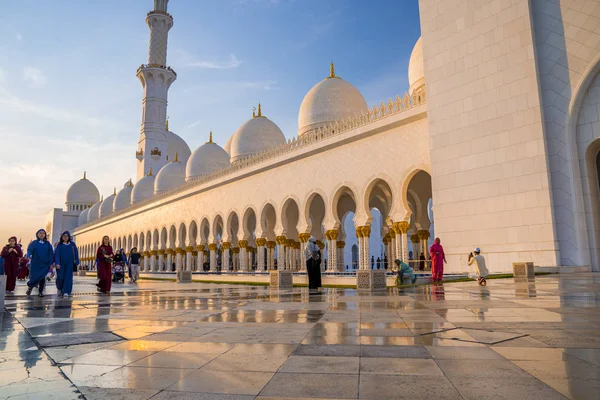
[
  {"xmin": 112, "ymin": 249, "xmax": 125, "ymax": 283},
  {"xmin": 1, "ymin": 236, "xmax": 23, "ymax": 293},
  {"xmin": 429, "ymin": 237, "xmax": 447, "ymax": 282},
  {"xmin": 129, "ymin": 247, "xmax": 141, "ymax": 283},
  {"xmin": 468, "ymin": 247, "xmax": 489, "ymax": 286},
  {"xmin": 376, "ymin": 257, "xmax": 381, "ymax": 269},
  {"xmin": 394, "ymin": 259, "xmax": 417, "ymax": 285},
  {"xmin": 17, "ymin": 256, "xmax": 29, "ymax": 280},
  {"xmin": 419, "ymin": 253, "xmax": 426, "ymax": 271},
  {"xmin": 304, "ymin": 236, "xmax": 322, "ymax": 290},
  {"xmin": 384, "ymin": 255, "xmax": 388, "ymax": 270},
  {"xmin": 26, "ymin": 229, "xmax": 54, "ymax": 297},
  {"xmin": 371, "ymin": 256, "xmax": 375, "ymax": 269},
  {"xmin": 54, "ymin": 231, "xmax": 79, "ymax": 298},
  {"xmin": 96, "ymin": 236, "xmax": 114, "ymax": 294}
]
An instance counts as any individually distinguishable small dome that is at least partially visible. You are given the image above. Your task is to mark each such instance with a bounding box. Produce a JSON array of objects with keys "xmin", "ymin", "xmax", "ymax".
[
  {"xmin": 224, "ymin": 134, "xmax": 233, "ymax": 155},
  {"xmin": 155, "ymin": 155, "xmax": 186, "ymax": 194},
  {"xmin": 87, "ymin": 199, "xmax": 102, "ymax": 223},
  {"xmin": 66, "ymin": 172, "xmax": 100, "ymax": 205},
  {"xmin": 131, "ymin": 172, "xmax": 156, "ymax": 204},
  {"xmin": 78, "ymin": 208, "xmax": 90, "ymax": 226},
  {"xmin": 99, "ymin": 190, "xmax": 117, "ymax": 218},
  {"xmin": 230, "ymin": 105, "xmax": 286, "ymax": 163},
  {"xmin": 113, "ymin": 180, "xmax": 134, "ymax": 212},
  {"xmin": 166, "ymin": 128, "xmax": 191, "ymax": 164},
  {"xmin": 298, "ymin": 63, "xmax": 368, "ymax": 137},
  {"xmin": 186, "ymin": 132, "xmax": 231, "ymax": 181},
  {"xmin": 408, "ymin": 37, "xmax": 424, "ymax": 94}
]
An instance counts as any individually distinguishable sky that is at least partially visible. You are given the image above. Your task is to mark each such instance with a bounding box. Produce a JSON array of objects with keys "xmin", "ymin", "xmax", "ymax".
[{"xmin": 0, "ymin": 0, "xmax": 421, "ymax": 243}]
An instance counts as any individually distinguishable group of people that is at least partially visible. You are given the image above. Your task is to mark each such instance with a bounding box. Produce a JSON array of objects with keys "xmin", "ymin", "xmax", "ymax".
[{"xmin": 95, "ymin": 236, "xmax": 141, "ymax": 294}]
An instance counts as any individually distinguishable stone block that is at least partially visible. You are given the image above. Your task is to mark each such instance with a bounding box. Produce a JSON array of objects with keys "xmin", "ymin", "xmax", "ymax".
[
  {"xmin": 512, "ymin": 262, "xmax": 534, "ymax": 277},
  {"xmin": 270, "ymin": 270, "xmax": 293, "ymax": 289},
  {"xmin": 356, "ymin": 270, "xmax": 387, "ymax": 291},
  {"xmin": 177, "ymin": 270, "xmax": 192, "ymax": 283}
]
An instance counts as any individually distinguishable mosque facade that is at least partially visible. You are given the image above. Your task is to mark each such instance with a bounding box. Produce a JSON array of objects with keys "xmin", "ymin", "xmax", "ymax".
[{"xmin": 46, "ymin": 0, "xmax": 600, "ymax": 286}]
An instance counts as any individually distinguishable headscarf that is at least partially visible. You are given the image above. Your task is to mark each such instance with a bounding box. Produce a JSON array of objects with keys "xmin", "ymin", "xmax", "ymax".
[
  {"xmin": 7, "ymin": 236, "xmax": 17, "ymax": 245},
  {"xmin": 59, "ymin": 231, "xmax": 72, "ymax": 244},
  {"xmin": 35, "ymin": 229, "xmax": 48, "ymax": 242},
  {"xmin": 101, "ymin": 235, "xmax": 110, "ymax": 246}
]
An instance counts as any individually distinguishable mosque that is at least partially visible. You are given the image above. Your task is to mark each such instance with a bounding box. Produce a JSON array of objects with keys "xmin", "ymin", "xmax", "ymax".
[{"xmin": 45, "ymin": 0, "xmax": 600, "ymax": 288}]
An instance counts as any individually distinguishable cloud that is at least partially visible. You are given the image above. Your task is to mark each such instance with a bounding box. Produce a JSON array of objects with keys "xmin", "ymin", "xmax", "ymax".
[
  {"xmin": 186, "ymin": 120, "xmax": 203, "ymax": 130},
  {"xmin": 176, "ymin": 51, "xmax": 242, "ymax": 69},
  {"xmin": 23, "ymin": 67, "xmax": 47, "ymax": 88},
  {"xmin": 183, "ymin": 80, "xmax": 278, "ymax": 94}
]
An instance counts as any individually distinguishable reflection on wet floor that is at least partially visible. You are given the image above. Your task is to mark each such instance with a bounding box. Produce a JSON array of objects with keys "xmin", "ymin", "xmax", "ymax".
[{"xmin": 1, "ymin": 273, "xmax": 600, "ymax": 399}]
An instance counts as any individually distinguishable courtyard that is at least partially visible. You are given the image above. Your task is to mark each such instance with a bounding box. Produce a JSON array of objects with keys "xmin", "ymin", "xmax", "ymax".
[{"xmin": 1, "ymin": 274, "xmax": 600, "ymax": 399}]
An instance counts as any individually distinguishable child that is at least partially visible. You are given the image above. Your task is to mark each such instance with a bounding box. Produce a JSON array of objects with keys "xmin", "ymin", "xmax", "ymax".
[
  {"xmin": 394, "ymin": 259, "xmax": 417, "ymax": 285},
  {"xmin": 468, "ymin": 248, "xmax": 488, "ymax": 286},
  {"xmin": 129, "ymin": 247, "xmax": 141, "ymax": 283}
]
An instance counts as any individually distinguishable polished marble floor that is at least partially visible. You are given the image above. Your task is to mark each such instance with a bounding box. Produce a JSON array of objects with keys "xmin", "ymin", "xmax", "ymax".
[{"xmin": 1, "ymin": 273, "xmax": 600, "ymax": 399}]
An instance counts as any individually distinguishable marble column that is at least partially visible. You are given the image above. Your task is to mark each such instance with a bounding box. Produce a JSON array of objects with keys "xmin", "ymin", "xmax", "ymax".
[
  {"xmin": 232, "ymin": 247, "xmax": 239, "ymax": 271},
  {"xmin": 418, "ymin": 229, "xmax": 430, "ymax": 265},
  {"xmin": 191, "ymin": 250, "xmax": 198, "ymax": 271},
  {"xmin": 174, "ymin": 247, "xmax": 183, "ymax": 271},
  {"xmin": 398, "ymin": 221, "xmax": 410, "ymax": 265},
  {"xmin": 410, "ymin": 234, "xmax": 420, "ymax": 261},
  {"xmin": 276, "ymin": 236, "xmax": 287, "ymax": 270},
  {"xmin": 389, "ymin": 230, "xmax": 397, "ymax": 262},
  {"xmin": 238, "ymin": 240, "xmax": 248, "ymax": 271},
  {"xmin": 196, "ymin": 245, "xmax": 205, "ymax": 270},
  {"xmin": 356, "ymin": 226, "xmax": 371, "ymax": 270},
  {"xmin": 325, "ymin": 229, "xmax": 338, "ymax": 272},
  {"xmin": 222, "ymin": 242, "xmax": 231, "ymax": 272},
  {"xmin": 208, "ymin": 243, "xmax": 217, "ymax": 271},
  {"xmin": 166, "ymin": 249, "xmax": 173, "ymax": 271},
  {"xmin": 185, "ymin": 246, "xmax": 194, "ymax": 271},
  {"xmin": 298, "ymin": 233, "xmax": 310, "ymax": 271},
  {"xmin": 143, "ymin": 251, "xmax": 149, "ymax": 271},
  {"xmin": 266, "ymin": 241, "xmax": 276, "ymax": 270},
  {"xmin": 382, "ymin": 235, "xmax": 390, "ymax": 268},
  {"xmin": 256, "ymin": 238, "xmax": 266, "ymax": 270},
  {"xmin": 157, "ymin": 249, "xmax": 165, "ymax": 271},
  {"xmin": 337, "ymin": 241, "xmax": 345, "ymax": 271},
  {"xmin": 150, "ymin": 250, "xmax": 157, "ymax": 271}
]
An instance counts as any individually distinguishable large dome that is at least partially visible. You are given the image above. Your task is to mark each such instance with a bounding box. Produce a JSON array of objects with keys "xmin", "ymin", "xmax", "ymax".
[
  {"xmin": 87, "ymin": 199, "xmax": 102, "ymax": 223},
  {"xmin": 298, "ymin": 63, "xmax": 368, "ymax": 137},
  {"xmin": 408, "ymin": 37, "xmax": 425, "ymax": 94},
  {"xmin": 78, "ymin": 208, "xmax": 90, "ymax": 226},
  {"xmin": 165, "ymin": 126, "xmax": 191, "ymax": 164},
  {"xmin": 155, "ymin": 155, "xmax": 186, "ymax": 194},
  {"xmin": 113, "ymin": 180, "xmax": 134, "ymax": 212},
  {"xmin": 224, "ymin": 134, "xmax": 233, "ymax": 155},
  {"xmin": 186, "ymin": 133, "xmax": 231, "ymax": 181},
  {"xmin": 131, "ymin": 172, "xmax": 156, "ymax": 204},
  {"xmin": 230, "ymin": 105, "xmax": 286, "ymax": 163},
  {"xmin": 66, "ymin": 172, "xmax": 100, "ymax": 205},
  {"xmin": 99, "ymin": 190, "xmax": 116, "ymax": 218}
]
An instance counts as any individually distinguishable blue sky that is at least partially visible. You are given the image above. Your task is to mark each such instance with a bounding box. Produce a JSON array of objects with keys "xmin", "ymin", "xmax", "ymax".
[{"xmin": 0, "ymin": 0, "xmax": 421, "ymax": 241}]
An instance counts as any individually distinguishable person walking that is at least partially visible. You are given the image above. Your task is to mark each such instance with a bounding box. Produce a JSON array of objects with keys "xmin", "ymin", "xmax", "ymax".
[
  {"xmin": 54, "ymin": 231, "xmax": 79, "ymax": 298},
  {"xmin": 468, "ymin": 247, "xmax": 489, "ymax": 286},
  {"xmin": 26, "ymin": 229, "xmax": 54, "ymax": 297},
  {"xmin": 304, "ymin": 236, "xmax": 322, "ymax": 290},
  {"xmin": 429, "ymin": 237, "xmax": 446, "ymax": 282},
  {"xmin": 1, "ymin": 236, "xmax": 23, "ymax": 293},
  {"xmin": 129, "ymin": 247, "xmax": 141, "ymax": 283},
  {"xmin": 96, "ymin": 236, "xmax": 114, "ymax": 294}
]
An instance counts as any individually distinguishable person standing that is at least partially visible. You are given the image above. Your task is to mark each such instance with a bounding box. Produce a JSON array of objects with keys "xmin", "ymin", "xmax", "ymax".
[
  {"xmin": 304, "ymin": 236, "xmax": 322, "ymax": 290},
  {"xmin": 394, "ymin": 259, "xmax": 417, "ymax": 285},
  {"xmin": 129, "ymin": 247, "xmax": 141, "ymax": 283},
  {"xmin": 429, "ymin": 237, "xmax": 447, "ymax": 282},
  {"xmin": 96, "ymin": 236, "xmax": 114, "ymax": 294},
  {"xmin": 54, "ymin": 231, "xmax": 79, "ymax": 298},
  {"xmin": 26, "ymin": 229, "xmax": 54, "ymax": 297},
  {"xmin": 1, "ymin": 236, "xmax": 23, "ymax": 293},
  {"xmin": 468, "ymin": 248, "xmax": 489, "ymax": 286}
]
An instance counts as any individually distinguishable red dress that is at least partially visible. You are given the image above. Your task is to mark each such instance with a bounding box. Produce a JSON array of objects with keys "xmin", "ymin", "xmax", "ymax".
[
  {"xmin": 96, "ymin": 245, "xmax": 114, "ymax": 293},
  {"xmin": 1, "ymin": 243, "xmax": 23, "ymax": 291},
  {"xmin": 429, "ymin": 243, "xmax": 445, "ymax": 282}
]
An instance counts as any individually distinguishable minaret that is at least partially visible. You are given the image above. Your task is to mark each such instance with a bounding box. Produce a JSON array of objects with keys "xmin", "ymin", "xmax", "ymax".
[{"xmin": 135, "ymin": 0, "xmax": 177, "ymax": 181}]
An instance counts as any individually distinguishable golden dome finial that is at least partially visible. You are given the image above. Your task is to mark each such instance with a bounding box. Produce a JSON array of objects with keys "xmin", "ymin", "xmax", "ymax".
[
  {"xmin": 257, "ymin": 102, "xmax": 262, "ymax": 117},
  {"xmin": 207, "ymin": 131, "xmax": 214, "ymax": 143},
  {"xmin": 128, "ymin": 178, "xmax": 133, "ymax": 187},
  {"xmin": 148, "ymin": 167, "xmax": 153, "ymax": 176},
  {"xmin": 330, "ymin": 62, "xmax": 335, "ymax": 78},
  {"xmin": 166, "ymin": 116, "xmax": 169, "ymax": 131},
  {"xmin": 252, "ymin": 106, "xmax": 256, "ymax": 118},
  {"xmin": 113, "ymin": 187, "xmax": 116, "ymax": 196},
  {"xmin": 83, "ymin": 171, "xmax": 87, "ymax": 180},
  {"xmin": 174, "ymin": 152, "xmax": 179, "ymax": 162}
]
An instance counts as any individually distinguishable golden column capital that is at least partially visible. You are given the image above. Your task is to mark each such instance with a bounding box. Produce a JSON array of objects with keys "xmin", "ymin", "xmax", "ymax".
[
  {"xmin": 266, "ymin": 241, "xmax": 276, "ymax": 249},
  {"xmin": 185, "ymin": 246, "xmax": 194, "ymax": 252},
  {"xmin": 336, "ymin": 241, "xmax": 346, "ymax": 248},
  {"xmin": 208, "ymin": 243, "xmax": 218, "ymax": 251},
  {"xmin": 221, "ymin": 242, "xmax": 231, "ymax": 250},
  {"xmin": 410, "ymin": 234, "xmax": 419, "ymax": 243},
  {"xmin": 238, "ymin": 240, "xmax": 248, "ymax": 248},
  {"xmin": 157, "ymin": 249, "xmax": 165, "ymax": 255},
  {"xmin": 360, "ymin": 226, "xmax": 371, "ymax": 238},
  {"xmin": 256, "ymin": 238, "xmax": 267, "ymax": 246},
  {"xmin": 192, "ymin": 250, "xmax": 198, "ymax": 256},
  {"xmin": 324, "ymin": 229, "xmax": 338, "ymax": 240},
  {"xmin": 417, "ymin": 230, "xmax": 430, "ymax": 240},
  {"xmin": 398, "ymin": 221, "xmax": 410, "ymax": 233},
  {"xmin": 286, "ymin": 239, "xmax": 295, "ymax": 247},
  {"xmin": 316, "ymin": 240, "xmax": 325, "ymax": 250},
  {"xmin": 232, "ymin": 247, "xmax": 240, "ymax": 254},
  {"xmin": 196, "ymin": 244, "xmax": 205, "ymax": 252},
  {"xmin": 298, "ymin": 233, "xmax": 310, "ymax": 243},
  {"xmin": 150, "ymin": 250, "xmax": 158, "ymax": 256},
  {"xmin": 175, "ymin": 247, "xmax": 184, "ymax": 254},
  {"xmin": 275, "ymin": 236, "xmax": 287, "ymax": 245},
  {"xmin": 166, "ymin": 249, "xmax": 174, "ymax": 255},
  {"xmin": 142, "ymin": 251, "xmax": 150, "ymax": 256}
]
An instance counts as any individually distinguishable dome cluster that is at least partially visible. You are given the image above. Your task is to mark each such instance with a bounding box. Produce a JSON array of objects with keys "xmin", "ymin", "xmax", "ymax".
[{"xmin": 74, "ymin": 49, "xmax": 425, "ymax": 226}]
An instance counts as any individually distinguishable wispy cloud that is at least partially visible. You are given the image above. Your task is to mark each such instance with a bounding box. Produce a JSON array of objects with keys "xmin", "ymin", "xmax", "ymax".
[
  {"xmin": 183, "ymin": 80, "xmax": 278, "ymax": 94},
  {"xmin": 23, "ymin": 67, "xmax": 47, "ymax": 88},
  {"xmin": 173, "ymin": 50, "xmax": 242, "ymax": 69},
  {"xmin": 185, "ymin": 120, "xmax": 203, "ymax": 130}
]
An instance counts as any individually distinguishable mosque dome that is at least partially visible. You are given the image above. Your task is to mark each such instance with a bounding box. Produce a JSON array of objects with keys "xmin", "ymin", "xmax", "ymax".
[
  {"xmin": 131, "ymin": 171, "xmax": 156, "ymax": 204},
  {"xmin": 87, "ymin": 199, "xmax": 102, "ymax": 223},
  {"xmin": 66, "ymin": 172, "xmax": 100, "ymax": 205},
  {"xmin": 99, "ymin": 190, "xmax": 117, "ymax": 218},
  {"xmin": 186, "ymin": 132, "xmax": 231, "ymax": 181},
  {"xmin": 155, "ymin": 154, "xmax": 186, "ymax": 194},
  {"xmin": 78, "ymin": 208, "xmax": 90, "ymax": 226},
  {"xmin": 164, "ymin": 120, "xmax": 191, "ymax": 164},
  {"xmin": 230, "ymin": 104, "xmax": 286, "ymax": 163},
  {"xmin": 224, "ymin": 134, "xmax": 233, "ymax": 155},
  {"xmin": 298, "ymin": 63, "xmax": 368, "ymax": 137},
  {"xmin": 408, "ymin": 37, "xmax": 425, "ymax": 94},
  {"xmin": 113, "ymin": 180, "xmax": 134, "ymax": 212}
]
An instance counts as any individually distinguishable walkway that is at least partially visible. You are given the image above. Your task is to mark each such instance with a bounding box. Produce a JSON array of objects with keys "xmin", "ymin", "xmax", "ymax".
[{"xmin": 1, "ymin": 273, "xmax": 599, "ymax": 399}]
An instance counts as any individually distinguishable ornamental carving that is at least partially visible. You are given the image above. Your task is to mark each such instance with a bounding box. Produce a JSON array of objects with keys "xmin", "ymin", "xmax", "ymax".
[
  {"xmin": 232, "ymin": 247, "xmax": 240, "ymax": 254},
  {"xmin": 208, "ymin": 243, "xmax": 217, "ymax": 251},
  {"xmin": 150, "ymin": 147, "xmax": 162, "ymax": 156},
  {"xmin": 336, "ymin": 241, "xmax": 346, "ymax": 248},
  {"xmin": 266, "ymin": 241, "xmax": 276, "ymax": 249},
  {"xmin": 157, "ymin": 249, "xmax": 165, "ymax": 255},
  {"xmin": 196, "ymin": 244, "xmax": 205, "ymax": 251},
  {"xmin": 256, "ymin": 238, "xmax": 267, "ymax": 246},
  {"xmin": 150, "ymin": 250, "xmax": 157, "ymax": 256},
  {"xmin": 325, "ymin": 229, "xmax": 338, "ymax": 240},
  {"xmin": 298, "ymin": 233, "xmax": 310, "ymax": 243},
  {"xmin": 417, "ymin": 230, "xmax": 430, "ymax": 240},
  {"xmin": 275, "ymin": 236, "xmax": 287, "ymax": 245},
  {"xmin": 398, "ymin": 221, "xmax": 410, "ymax": 233},
  {"xmin": 185, "ymin": 246, "xmax": 194, "ymax": 252},
  {"xmin": 238, "ymin": 240, "xmax": 248, "ymax": 248}
]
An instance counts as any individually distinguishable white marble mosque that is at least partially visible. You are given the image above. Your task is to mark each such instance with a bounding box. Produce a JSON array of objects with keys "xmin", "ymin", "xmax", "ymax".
[{"xmin": 45, "ymin": 0, "xmax": 600, "ymax": 288}]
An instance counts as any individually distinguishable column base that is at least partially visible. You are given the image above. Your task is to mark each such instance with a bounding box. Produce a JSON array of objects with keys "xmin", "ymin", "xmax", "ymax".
[
  {"xmin": 356, "ymin": 270, "xmax": 387, "ymax": 291},
  {"xmin": 512, "ymin": 262, "xmax": 534, "ymax": 277},
  {"xmin": 177, "ymin": 270, "xmax": 193, "ymax": 283},
  {"xmin": 270, "ymin": 270, "xmax": 293, "ymax": 289}
]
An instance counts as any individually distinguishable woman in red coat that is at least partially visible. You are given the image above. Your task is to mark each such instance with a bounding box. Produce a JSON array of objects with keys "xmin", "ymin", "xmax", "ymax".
[
  {"xmin": 96, "ymin": 236, "xmax": 114, "ymax": 294},
  {"xmin": 2, "ymin": 236, "xmax": 23, "ymax": 293}
]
